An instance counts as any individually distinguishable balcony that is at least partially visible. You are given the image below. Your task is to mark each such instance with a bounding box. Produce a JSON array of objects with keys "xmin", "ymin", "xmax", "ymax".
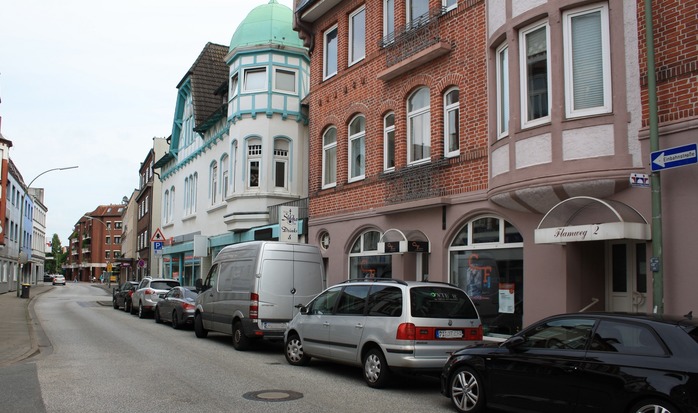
[{"xmin": 377, "ymin": 7, "xmax": 452, "ymax": 81}]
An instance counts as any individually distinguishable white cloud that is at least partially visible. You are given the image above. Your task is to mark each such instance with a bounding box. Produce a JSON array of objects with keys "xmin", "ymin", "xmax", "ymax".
[{"xmin": 0, "ymin": 0, "xmax": 295, "ymax": 245}]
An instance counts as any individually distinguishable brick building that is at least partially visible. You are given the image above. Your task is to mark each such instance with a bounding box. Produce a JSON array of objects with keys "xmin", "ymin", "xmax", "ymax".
[{"xmin": 295, "ymin": 0, "xmax": 698, "ymax": 334}]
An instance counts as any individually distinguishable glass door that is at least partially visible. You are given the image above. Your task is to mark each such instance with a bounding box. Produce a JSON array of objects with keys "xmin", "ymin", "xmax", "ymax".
[{"xmin": 607, "ymin": 242, "xmax": 647, "ymax": 312}]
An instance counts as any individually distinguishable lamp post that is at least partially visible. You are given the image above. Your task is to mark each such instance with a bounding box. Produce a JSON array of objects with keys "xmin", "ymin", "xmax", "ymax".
[
  {"xmin": 83, "ymin": 214, "xmax": 113, "ymax": 288},
  {"xmin": 16, "ymin": 166, "xmax": 79, "ymax": 297}
]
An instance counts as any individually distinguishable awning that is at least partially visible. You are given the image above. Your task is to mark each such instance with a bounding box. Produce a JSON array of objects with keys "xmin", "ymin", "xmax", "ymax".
[
  {"xmin": 535, "ymin": 196, "xmax": 650, "ymax": 244},
  {"xmin": 378, "ymin": 229, "xmax": 430, "ymax": 253}
]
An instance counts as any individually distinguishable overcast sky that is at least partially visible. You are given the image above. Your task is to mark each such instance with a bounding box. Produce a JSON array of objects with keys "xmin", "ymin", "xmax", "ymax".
[{"xmin": 0, "ymin": 0, "xmax": 296, "ymax": 246}]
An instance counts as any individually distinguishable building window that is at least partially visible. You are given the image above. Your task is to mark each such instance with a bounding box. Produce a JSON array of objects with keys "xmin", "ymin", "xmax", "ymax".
[
  {"xmin": 243, "ymin": 67, "xmax": 267, "ymax": 92},
  {"xmin": 384, "ymin": 113, "xmax": 395, "ymax": 171},
  {"xmin": 323, "ymin": 25, "xmax": 338, "ymax": 80},
  {"xmin": 444, "ymin": 88, "xmax": 460, "ymax": 157},
  {"xmin": 349, "ymin": 230, "xmax": 392, "ymax": 279},
  {"xmin": 348, "ymin": 115, "xmax": 366, "ymax": 182},
  {"xmin": 443, "ymin": 0, "xmax": 457, "ymax": 12},
  {"xmin": 349, "ymin": 6, "xmax": 366, "ymax": 66},
  {"xmin": 383, "ymin": 0, "xmax": 395, "ymax": 44},
  {"xmin": 231, "ymin": 141, "xmax": 238, "ymax": 194},
  {"xmin": 322, "ymin": 127, "xmax": 337, "ymax": 188},
  {"xmin": 169, "ymin": 186, "xmax": 175, "ymax": 222},
  {"xmin": 230, "ymin": 72, "xmax": 239, "ymax": 98},
  {"xmin": 449, "ymin": 217, "xmax": 524, "ymax": 335},
  {"xmin": 563, "ymin": 4, "xmax": 611, "ymax": 118},
  {"xmin": 274, "ymin": 139, "xmax": 289, "ymax": 189},
  {"xmin": 407, "ymin": 0, "xmax": 429, "ymax": 28},
  {"xmin": 407, "ymin": 87, "xmax": 431, "ymax": 164},
  {"xmin": 247, "ymin": 139, "xmax": 262, "ymax": 188},
  {"xmin": 520, "ymin": 21, "xmax": 550, "ymax": 128},
  {"xmin": 221, "ymin": 154, "xmax": 230, "ymax": 199},
  {"xmin": 181, "ymin": 94, "xmax": 195, "ymax": 148},
  {"xmin": 496, "ymin": 43, "xmax": 509, "ymax": 138},
  {"xmin": 210, "ymin": 161, "xmax": 218, "ymax": 205},
  {"xmin": 184, "ymin": 173, "xmax": 197, "ymax": 215},
  {"xmin": 274, "ymin": 68, "xmax": 296, "ymax": 93}
]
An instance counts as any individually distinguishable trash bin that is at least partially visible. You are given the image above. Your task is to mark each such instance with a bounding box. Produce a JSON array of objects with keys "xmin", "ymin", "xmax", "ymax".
[{"xmin": 20, "ymin": 283, "xmax": 31, "ymax": 299}]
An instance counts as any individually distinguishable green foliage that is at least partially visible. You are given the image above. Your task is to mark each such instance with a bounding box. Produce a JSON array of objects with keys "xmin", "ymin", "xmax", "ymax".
[{"xmin": 45, "ymin": 234, "xmax": 67, "ymax": 274}]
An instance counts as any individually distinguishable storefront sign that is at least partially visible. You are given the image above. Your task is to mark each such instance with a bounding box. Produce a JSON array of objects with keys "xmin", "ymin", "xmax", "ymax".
[
  {"xmin": 534, "ymin": 222, "xmax": 650, "ymax": 244},
  {"xmin": 378, "ymin": 240, "xmax": 430, "ymax": 253},
  {"xmin": 280, "ymin": 206, "xmax": 299, "ymax": 243}
]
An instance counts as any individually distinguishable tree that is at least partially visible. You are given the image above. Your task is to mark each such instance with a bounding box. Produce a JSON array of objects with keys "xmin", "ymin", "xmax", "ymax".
[{"xmin": 45, "ymin": 234, "xmax": 66, "ymax": 274}]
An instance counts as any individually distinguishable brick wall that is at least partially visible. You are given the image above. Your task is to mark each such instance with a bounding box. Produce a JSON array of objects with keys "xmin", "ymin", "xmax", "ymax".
[
  {"xmin": 638, "ymin": 0, "xmax": 698, "ymax": 127},
  {"xmin": 305, "ymin": 0, "xmax": 488, "ymax": 219}
]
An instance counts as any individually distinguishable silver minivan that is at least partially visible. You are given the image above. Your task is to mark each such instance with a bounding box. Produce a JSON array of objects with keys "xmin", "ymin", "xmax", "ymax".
[
  {"xmin": 284, "ymin": 279, "xmax": 482, "ymax": 388},
  {"xmin": 194, "ymin": 241, "xmax": 325, "ymax": 350}
]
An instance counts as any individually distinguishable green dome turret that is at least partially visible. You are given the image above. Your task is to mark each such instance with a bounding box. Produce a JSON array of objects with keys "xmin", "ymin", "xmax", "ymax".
[{"xmin": 229, "ymin": 0, "xmax": 303, "ymax": 52}]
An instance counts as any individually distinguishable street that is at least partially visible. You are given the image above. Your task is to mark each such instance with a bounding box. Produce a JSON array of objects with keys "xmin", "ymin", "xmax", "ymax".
[{"xmin": 7, "ymin": 284, "xmax": 459, "ymax": 413}]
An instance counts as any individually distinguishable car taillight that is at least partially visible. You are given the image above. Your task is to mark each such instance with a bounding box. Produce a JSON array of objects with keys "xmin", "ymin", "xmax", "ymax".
[
  {"xmin": 182, "ymin": 303, "xmax": 195, "ymax": 310},
  {"xmin": 145, "ymin": 288, "xmax": 155, "ymax": 295},
  {"xmin": 249, "ymin": 292, "xmax": 259, "ymax": 320},
  {"xmin": 396, "ymin": 323, "xmax": 416, "ymax": 340},
  {"xmin": 465, "ymin": 325, "xmax": 484, "ymax": 341},
  {"xmin": 128, "ymin": 291, "xmax": 134, "ymax": 297}
]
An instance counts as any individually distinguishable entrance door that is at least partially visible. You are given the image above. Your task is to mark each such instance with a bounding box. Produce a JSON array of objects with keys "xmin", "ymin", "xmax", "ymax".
[{"xmin": 606, "ymin": 242, "xmax": 647, "ymax": 313}]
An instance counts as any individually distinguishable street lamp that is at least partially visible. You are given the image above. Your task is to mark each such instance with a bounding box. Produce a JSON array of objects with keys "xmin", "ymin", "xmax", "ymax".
[
  {"xmin": 17, "ymin": 166, "xmax": 79, "ymax": 297},
  {"xmin": 82, "ymin": 214, "xmax": 113, "ymax": 288}
]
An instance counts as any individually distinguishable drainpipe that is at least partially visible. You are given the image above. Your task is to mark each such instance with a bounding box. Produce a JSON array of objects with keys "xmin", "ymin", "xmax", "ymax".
[{"xmin": 644, "ymin": 0, "xmax": 663, "ymax": 315}]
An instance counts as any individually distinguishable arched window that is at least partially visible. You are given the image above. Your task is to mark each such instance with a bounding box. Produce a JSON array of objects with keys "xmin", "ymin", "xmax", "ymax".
[
  {"xmin": 384, "ymin": 113, "xmax": 395, "ymax": 171},
  {"xmin": 220, "ymin": 154, "xmax": 230, "ymax": 199},
  {"xmin": 322, "ymin": 127, "xmax": 337, "ymax": 188},
  {"xmin": 407, "ymin": 87, "xmax": 430, "ymax": 164},
  {"xmin": 449, "ymin": 216, "xmax": 524, "ymax": 335},
  {"xmin": 246, "ymin": 138, "xmax": 262, "ymax": 189},
  {"xmin": 274, "ymin": 138, "xmax": 289, "ymax": 189},
  {"xmin": 444, "ymin": 87, "xmax": 460, "ymax": 157},
  {"xmin": 349, "ymin": 230, "xmax": 392, "ymax": 279},
  {"xmin": 348, "ymin": 115, "xmax": 366, "ymax": 181},
  {"xmin": 210, "ymin": 161, "xmax": 218, "ymax": 205}
]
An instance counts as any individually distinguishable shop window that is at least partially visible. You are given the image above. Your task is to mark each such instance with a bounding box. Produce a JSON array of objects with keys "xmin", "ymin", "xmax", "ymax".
[
  {"xmin": 449, "ymin": 216, "xmax": 524, "ymax": 335},
  {"xmin": 349, "ymin": 230, "xmax": 392, "ymax": 279}
]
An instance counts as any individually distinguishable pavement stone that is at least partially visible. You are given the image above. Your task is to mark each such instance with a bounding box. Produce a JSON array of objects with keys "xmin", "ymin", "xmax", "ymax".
[{"xmin": 0, "ymin": 283, "xmax": 53, "ymax": 367}]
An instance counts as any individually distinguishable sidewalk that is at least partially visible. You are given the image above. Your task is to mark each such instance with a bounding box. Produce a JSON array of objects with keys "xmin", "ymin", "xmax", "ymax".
[{"xmin": 0, "ymin": 283, "xmax": 53, "ymax": 367}]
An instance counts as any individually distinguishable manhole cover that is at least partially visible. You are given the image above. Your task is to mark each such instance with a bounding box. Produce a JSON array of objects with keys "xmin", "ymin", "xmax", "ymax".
[{"xmin": 243, "ymin": 390, "xmax": 303, "ymax": 402}]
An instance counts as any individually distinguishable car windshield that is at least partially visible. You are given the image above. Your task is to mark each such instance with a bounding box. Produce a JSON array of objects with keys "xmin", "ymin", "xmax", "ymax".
[
  {"xmin": 151, "ymin": 281, "xmax": 180, "ymax": 290},
  {"xmin": 183, "ymin": 289, "xmax": 198, "ymax": 300},
  {"xmin": 410, "ymin": 287, "xmax": 479, "ymax": 319}
]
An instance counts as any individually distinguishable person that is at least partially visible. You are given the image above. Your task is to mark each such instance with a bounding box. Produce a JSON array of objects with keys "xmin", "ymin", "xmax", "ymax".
[{"xmin": 99, "ymin": 274, "xmax": 104, "ymax": 284}]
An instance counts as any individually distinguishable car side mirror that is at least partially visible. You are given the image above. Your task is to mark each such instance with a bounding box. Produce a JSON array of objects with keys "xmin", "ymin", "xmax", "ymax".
[
  {"xmin": 295, "ymin": 303, "xmax": 307, "ymax": 314},
  {"xmin": 503, "ymin": 335, "xmax": 525, "ymax": 349},
  {"xmin": 195, "ymin": 278, "xmax": 204, "ymax": 292}
]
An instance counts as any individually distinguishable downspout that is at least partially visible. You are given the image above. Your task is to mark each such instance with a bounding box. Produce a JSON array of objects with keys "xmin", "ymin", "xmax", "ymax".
[{"xmin": 644, "ymin": 0, "xmax": 663, "ymax": 314}]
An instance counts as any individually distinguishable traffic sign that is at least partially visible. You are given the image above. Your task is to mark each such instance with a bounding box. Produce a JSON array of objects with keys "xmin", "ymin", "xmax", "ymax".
[
  {"xmin": 651, "ymin": 143, "xmax": 697, "ymax": 172},
  {"xmin": 153, "ymin": 241, "xmax": 163, "ymax": 255},
  {"xmin": 151, "ymin": 228, "xmax": 166, "ymax": 242}
]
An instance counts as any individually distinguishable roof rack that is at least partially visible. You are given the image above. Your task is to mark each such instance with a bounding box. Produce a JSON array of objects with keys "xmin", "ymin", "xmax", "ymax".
[{"xmin": 340, "ymin": 278, "xmax": 408, "ymax": 286}]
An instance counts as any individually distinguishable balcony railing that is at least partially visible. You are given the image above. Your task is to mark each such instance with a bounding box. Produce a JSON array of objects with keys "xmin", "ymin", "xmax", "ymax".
[
  {"xmin": 268, "ymin": 198, "xmax": 308, "ymax": 225},
  {"xmin": 379, "ymin": 7, "xmax": 448, "ymax": 68}
]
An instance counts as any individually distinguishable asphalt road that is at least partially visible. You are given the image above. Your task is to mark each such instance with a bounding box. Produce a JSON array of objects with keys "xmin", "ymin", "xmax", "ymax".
[{"xmin": 12, "ymin": 283, "xmax": 461, "ymax": 413}]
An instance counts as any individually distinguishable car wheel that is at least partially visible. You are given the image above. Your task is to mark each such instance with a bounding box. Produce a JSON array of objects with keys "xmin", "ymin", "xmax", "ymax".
[
  {"xmin": 363, "ymin": 348, "xmax": 390, "ymax": 388},
  {"xmin": 124, "ymin": 300, "xmax": 131, "ymax": 313},
  {"xmin": 449, "ymin": 366, "xmax": 485, "ymax": 413},
  {"xmin": 130, "ymin": 301, "xmax": 137, "ymax": 315},
  {"xmin": 154, "ymin": 307, "xmax": 162, "ymax": 323},
  {"xmin": 629, "ymin": 399, "xmax": 678, "ymax": 413},
  {"xmin": 285, "ymin": 334, "xmax": 311, "ymax": 366},
  {"xmin": 112, "ymin": 298, "xmax": 119, "ymax": 309},
  {"xmin": 194, "ymin": 313, "xmax": 208, "ymax": 338},
  {"xmin": 172, "ymin": 311, "xmax": 180, "ymax": 329},
  {"xmin": 232, "ymin": 320, "xmax": 250, "ymax": 351},
  {"xmin": 138, "ymin": 302, "xmax": 146, "ymax": 319}
]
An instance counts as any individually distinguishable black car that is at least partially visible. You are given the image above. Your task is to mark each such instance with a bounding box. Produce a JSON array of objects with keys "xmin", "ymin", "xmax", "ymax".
[
  {"xmin": 112, "ymin": 281, "xmax": 139, "ymax": 312},
  {"xmin": 441, "ymin": 312, "xmax": 698, "ymax": 413},
  {"xmin": 154, "ymin": 286, "xmax": 198, "ymax": 329}
]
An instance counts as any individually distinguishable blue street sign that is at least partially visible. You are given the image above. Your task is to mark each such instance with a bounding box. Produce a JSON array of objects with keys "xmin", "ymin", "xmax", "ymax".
[
  {"xmin": 153, "ymin": 241, "xmax": 163, "ymax": 250},
  {"xmin": 651, "ymin": 143, "xmax": 697, "ymax": 172}
]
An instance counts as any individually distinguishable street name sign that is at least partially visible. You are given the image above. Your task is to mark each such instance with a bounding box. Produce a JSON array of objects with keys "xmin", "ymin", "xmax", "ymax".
[{"xmin": 650, "ymin": 143, "xmax": 697, "ymax": 172}]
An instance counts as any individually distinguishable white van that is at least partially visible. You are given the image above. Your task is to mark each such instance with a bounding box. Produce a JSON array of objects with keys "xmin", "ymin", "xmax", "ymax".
[{"xmin": 194, "ymin": 241, "xmax": 325, "ymax": 350}]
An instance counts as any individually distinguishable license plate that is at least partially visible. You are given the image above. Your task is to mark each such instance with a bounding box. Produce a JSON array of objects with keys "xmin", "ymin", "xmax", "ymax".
[
  {"xmin": 436, "ymin": 329, "xmax": 463, "ymax": 339},
  {"xmin": 262, "ymin": 322, "xmax": 287, "ymax": 330}
]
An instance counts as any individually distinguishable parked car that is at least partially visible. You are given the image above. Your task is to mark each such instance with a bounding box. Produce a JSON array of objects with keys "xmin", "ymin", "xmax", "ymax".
[
  {"xmin": 155, "ymin": 286, "xmax": 199, "ymax": 329},
  {"xmin": 440, "ymin": 312, "xmax": 698, "ymax": 413},
  {"xmin": 131, "ymin": 277, "xmax": 180, "ymax": 318},
  {"xmin": 194, "ymin": 241, "xmax": 325, "ymax": 350},
  {"xmin": 284, "ymin": 279, "xmax": 483, "ymax": 388},
  {"xmin": 52, "ymin": 275, "xmax": 66, "ymax": 285},
  {"xmin": 43, "ymin": 274, "xmax": 55, "ymax": 283},
  {"xmin": 112, "ymin": 281, "xmax": 139, "ymax": 311}
]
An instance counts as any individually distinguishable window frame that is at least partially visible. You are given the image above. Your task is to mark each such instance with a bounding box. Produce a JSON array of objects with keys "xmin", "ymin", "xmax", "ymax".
[
  {"xmin": 519, "ymin": 20, "xmax": 551, "ymax": 129},
  {"xmin": 444, "ymin": 87, "xmax": 460, "ymax": 158},
  {"xmin": 407, "ymin": 87, "xmax": 431, "ymax": 165},
  {"xmin": 496, "ymin": 43, "xmax": 510, "ymax": 139},
  {"xmin": 242, "ymin": 67, "xmax": 268, "ymax": 93},
  {"xmin": 210, "ymin": 161, "xmax": 218, "ymax": 205},
  {"xmin": 322, "ymin": 127, "xmax": 338, "ymax": 189},
  {"xmin": 273, "ymin": 67, "xmax": 297, "ymax": 94},
  {"xmin": 348, "ymin": 115, "xmax": 366, "ymax": 182},
  {"xmin": 383, "ymin": 0, "xmax": 395, "ymax": 45},
  {"xmin": 383, "ymin": 112, "xmax": 395, "ymax": 172},
  {"xmin": 273, "ymin": 138, "xmax": 290, "ymax": 190},
  {"xmin": 349, "ymin": 6, "xmax": 366, "ymax": 66},
  {"xmin": 230, "ymin": 72, "xmax": 239, "ymax": 98},
  {"xmin": 563, "ymin": 3, "xmax": 612, "ymax": 119},
  {"xmin": 443, "ymin": 0, "xmax": 457, "ymax": 12},
  {"xmin": 323, "ymin": 24, "xmax": 339, "ymax": 80},
  {"xmin": 407, "ymin": 0, "xmax": 430, "ymax": 28},
  {"xmin": 247, "ymin": 140, "xmax": 262, "ymax": 189}
]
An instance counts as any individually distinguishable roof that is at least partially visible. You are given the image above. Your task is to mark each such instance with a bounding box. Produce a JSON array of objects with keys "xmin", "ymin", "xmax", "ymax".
[
  {"xmin": 177, "ymin": 42, "xmax": 229, "ymax": 131},
  {"xmin": 229, "ymin": 0, "xmax": 303, "ymax": 51}
]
